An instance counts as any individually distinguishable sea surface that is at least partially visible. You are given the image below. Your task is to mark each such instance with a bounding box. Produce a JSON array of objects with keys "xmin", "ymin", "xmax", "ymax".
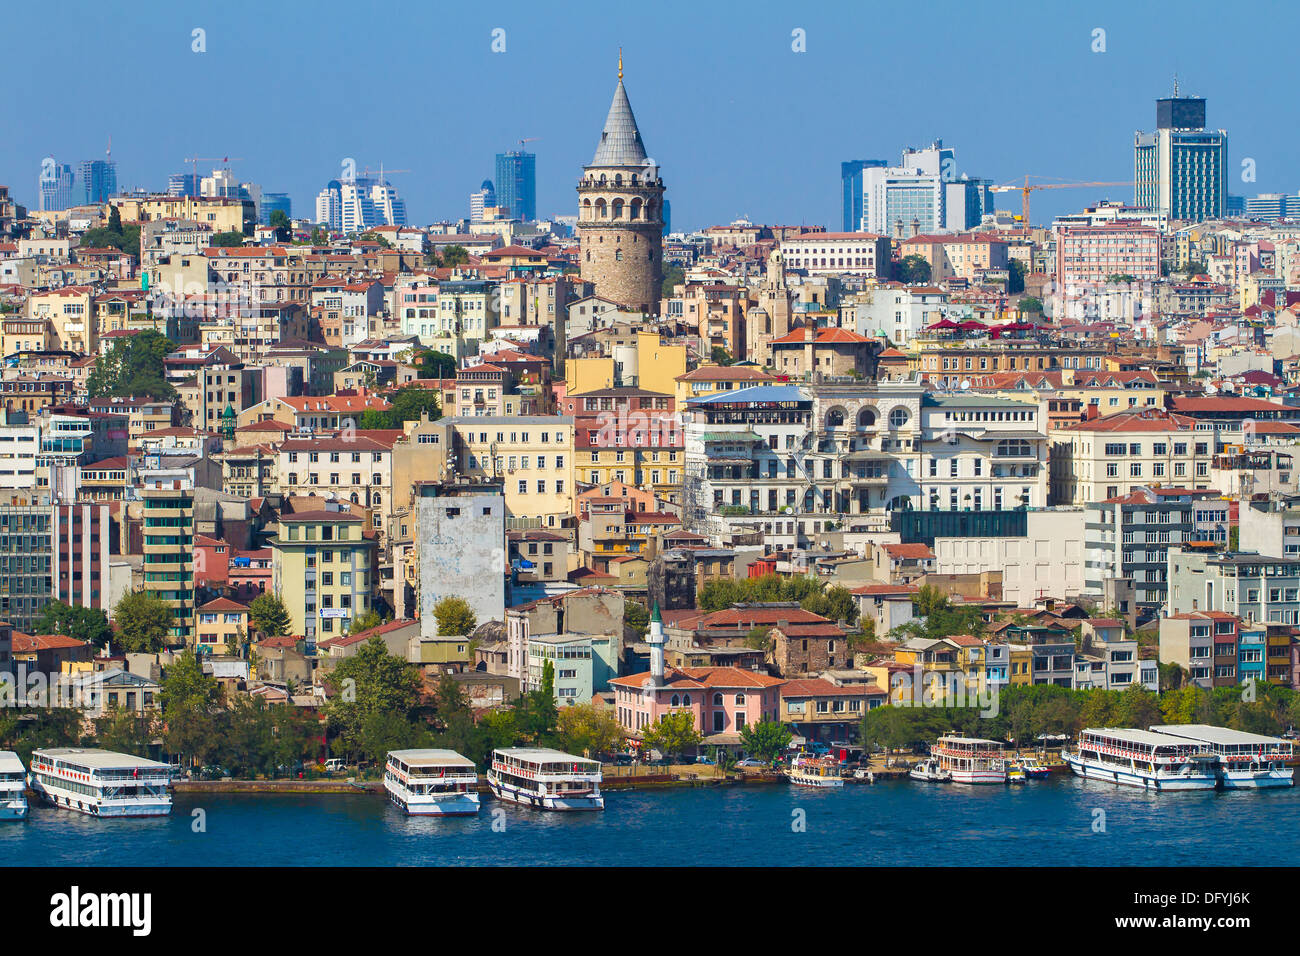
[{"xmin": 4, "ymin": 777, "xmax": 1299, "ymax": 866}]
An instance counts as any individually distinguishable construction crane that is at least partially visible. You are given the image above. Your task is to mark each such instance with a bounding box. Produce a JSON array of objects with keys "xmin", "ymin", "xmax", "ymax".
[
  {"xmin": 990, "ymin": 176, "xmax": 1135, "ymax": 228},
  {"xmin": 516, "ymin": 137, "xmax": 539, "ymax": 151},
  {"xmin": 360, "ymin": 165, "xmax": 410, "ymax": 183},
  {"xmin": 183, "ymin": 156, "xmax": 244, "ymax": 185}
]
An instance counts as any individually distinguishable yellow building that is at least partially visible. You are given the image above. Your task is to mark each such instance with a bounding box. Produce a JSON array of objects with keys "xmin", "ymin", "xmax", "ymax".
[
  {"xmin": 446, "ymin": 416, "xmax": 576, "ymax": 527},
  {"xmin": 1007, "ymin": 644, "xmax": 1033, "ymax": 686},
  {"xmin": 195, "ymin": 598, "xmax": 250, "ymax": 655},
  {"xmin": 110, "ymin": 195, "xmax": 250, "ymax": 234},
  {"xmin": 566, "ymin": 356, "xmax": 616, "ymax": 394},
  {"xmin": 27, "ymin": 286, "xmax": 96, "ymax": 354},
  {"xmin": 272, "ymin": 508, "xmax": 378, "ymax": 644},
  {"xmin": 635, "ymin": 330, "xmax": 688, "ymax": 396}
]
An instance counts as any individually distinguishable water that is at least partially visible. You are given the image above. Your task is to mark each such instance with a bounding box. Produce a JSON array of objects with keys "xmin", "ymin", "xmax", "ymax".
[{"xmin": 3, "ymin": 777, "xmax": 1299, "ymax": 866}]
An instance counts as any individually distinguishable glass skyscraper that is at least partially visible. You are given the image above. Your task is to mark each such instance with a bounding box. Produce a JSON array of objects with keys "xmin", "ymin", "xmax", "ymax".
[
  {"xmin": 841, "ymin": 159, "xmax": 885, "ymax": 231},
  {"xmin": 79, "ymin": 159, "xmax": 117, "ymax": 204},
  {"xmin": 494, "ymin": 150, "xmax": 536, "ymax": 221},
  {"xmin": 1134, "ymin": 95, "xmax": 1226, "ymax": 222}
]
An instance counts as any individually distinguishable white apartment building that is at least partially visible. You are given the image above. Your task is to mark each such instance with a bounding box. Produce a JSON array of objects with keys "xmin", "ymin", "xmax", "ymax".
[{"xmin": 1049, "ymin": 408, "xmax": 1216, "ymax": 506}]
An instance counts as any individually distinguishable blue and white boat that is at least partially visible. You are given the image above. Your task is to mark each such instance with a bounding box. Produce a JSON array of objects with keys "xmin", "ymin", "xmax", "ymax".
[
  {"xmin": 487, "ymin": 747, "xmax": 604, "ymax": 811},
  {"xmin": 384, "ymin": 749, "xmax": 481, "ymax": 815},
  {"xmin": 1149, "ymin": 724, "xmax": 1294, "ymax": 789},
  {"xmin": 1063, "ymin": 728, "xmax": 1218, "ymax": 791},
  {"xmin": 0, "ymin": 751, "xmax": 27, "ymax": 820}
]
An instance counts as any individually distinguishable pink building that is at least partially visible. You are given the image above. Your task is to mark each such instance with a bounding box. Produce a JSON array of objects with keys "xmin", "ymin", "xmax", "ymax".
[
  {"xmin": 1055, "ymin": 224, "xmax": 1161, "ymax": 287},
  {"xmin": 610, "ymin": 605, "xmax": 783, "ymax": 746}
]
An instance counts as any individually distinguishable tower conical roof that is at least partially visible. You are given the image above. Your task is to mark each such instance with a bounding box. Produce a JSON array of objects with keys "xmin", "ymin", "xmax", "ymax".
[{"xmin": 591, "ymin": 79, "xmax": 648, "ymax": 167}]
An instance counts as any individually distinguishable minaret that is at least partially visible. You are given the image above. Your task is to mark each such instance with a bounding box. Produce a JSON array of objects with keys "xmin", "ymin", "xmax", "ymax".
[
  {"xmin": 647, "ymin": 600, "xmax": 665, "ymax": 686},
  {"xmin": 576, "ymin": 52, "xmax": 665, "ymax": 314}
]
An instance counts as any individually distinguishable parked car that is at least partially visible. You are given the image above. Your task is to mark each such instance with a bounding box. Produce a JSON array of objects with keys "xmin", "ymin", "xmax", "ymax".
[
  {"xmin": 735, "ymin": 758, "xmax": 766, "ymax": 768},
  {"xmin": 323, "ymin": 758, "xmax": 346, "ymax": 773}
]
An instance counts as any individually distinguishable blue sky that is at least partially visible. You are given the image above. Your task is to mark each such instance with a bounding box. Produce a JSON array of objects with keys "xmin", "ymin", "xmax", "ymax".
[{"xmin": 4, "ymin": 0, "xmax": 1296, "ymax": 231}]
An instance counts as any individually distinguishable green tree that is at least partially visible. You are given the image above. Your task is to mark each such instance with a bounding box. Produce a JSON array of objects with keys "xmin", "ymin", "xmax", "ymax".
[
  {"xmin": 556, "ymin": 703, "xmax": 624, "ymax": 757},
  {"xmin": 349, "ymin": 608, "xmax": 384, "ymax": 635},
  {"xmin": 515, "ymin": 660, "xmax": 559, "ymax": 745},
  {"xmin": 895, "ymin": 254, "xmax": 931, "ymax": 284},
  {"xmin": 33, "ymin": 600, "xmax": 112, "ymax": 648},
  {"xmin": 1018, "ymin": 296, "xmax": 1044, "ymax": 314},
  {"xmin": 710, "ymin": 346, "xmax": 734, "ymax": 366},
  {"xmin": 268, "ymin": 209, "xmax": 291, "ymax": 241},
  {"xmin": 113, "ymin": 591, "xmax": 176, "ymax": 652},
  {"xmin": 358, "ymin": 384, "xmax": 440, "ymax": 429},
  {"xmin": 92, "ymin": 704, "xmax": 157, "ymax": 757},
  {"xmin": 1007, "ymin": 257, "xmax": 1028, "ymax": 294},
  {"xmin": 86, "ymin": 329, "xmax": 177, "ymax": 401},
  {"xmin": 624, "ymin": 601, "xmax": 650, "ymax": 639},
  {"xmin": 433, "ymin": 596, "xmax": 476, "ymax": 636},
  {"xmin": 414, "ymin": 349, "xmax": 457, "ymax": 379},
  {"xmin": 248, "ymin": 592, "xmax": 292, "ymax": 638},
  {"xmin": 160, "ymin": 650, "xmax": 222, "ymax": 765},
  {"xmin": 661, "ymin": 264, "xmax": 685, "ymax": 299},
  {"xmin": 209, "ymin": 230, "xmax": 246, "ymax": 247},
  {"xmin": 740, "ymin": 719, "xmax": 792, "ymax": 762},
  {"xmin": 744, "ymin": 625, "xmax": 772, "ymax": 651},
  {"xmin": 325, "ymin": 636, "xmax": 423, "ymax": 761},
  {"xmin": 641, "ymin": 710, "xmax": 702, "ymax": 761},
  {"xmin": 1114, "ymin": 683, "xmax": 1160, "ymax": 728}
]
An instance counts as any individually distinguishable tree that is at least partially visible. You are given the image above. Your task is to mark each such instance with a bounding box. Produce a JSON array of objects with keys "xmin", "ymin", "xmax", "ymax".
[
  {"xmin": 325, "ymin": 636, "xmax": 423, "ymax": 760},
  {"xmin": 624, "ymin": 601, "xmax": 650, "ymax": 639},
  {"xmin": 1018, "ymin": 296, "xmax": 1044, "ymax": 314},
  {"xmin": 556, "ymin": 704, "xmax": 624, "ymax": 757},
  {"xmin": 92, "ymin": 704, "xmax": 157, "ymax": 758},
  {"xmin": 33, "ymin": 601, "xmax": 112, "ymax": 648},
  {"xmin": 113, "ymin": 591, "xmax": 176, "ymax": 652},
  {"xmin": 895, "ymin": 254, "xmax": 931, "ymax": 284},
  {"xmin": 248, "ymin": 592, "xmax": 292, "ymax": 638},
  {"xmin": 160, "ymin": 650, "xmax": 222, "ymax": 765},
  {"xmin": 414, "ymin": 349, "xmax": 457, "ymax": 379},
  {"xmin": 661, "ymin": 264, "xmax": 685, "ymax": 299},
  {"xmin": 1007, "ymin": 257, "xmax": 1028, "ymax": 294},
  {"xmin": 358, "ymin": 384, "xmax": 439, "ymax": 429},
  {"xmin": 740, "ymin": 719, "xmax": 792, "ymax": 762},
  {"xmin": 209, "ymin": 230, "xmax": 246, "ymax": 247},
  {"xmin": 80, "ymin": 205, "xmax": 141, "ymax": 258},
  {"xmin": 433, "ymin": 596, "xmax": 476, "ymax": 636},
  {"xmin": 744, "ymin": 625, "xmax": 772, "ymax": 651},
  {"xmin": 641, "ymin": 710, "xmax": 702, "ymax": 761},
  {"xmin": 268, "ymin": 209, "xmax": 291, "ymax": 241},
  {"xmin": 349, "ymin": 608, "xmax": 384, "ymax": 635},
  {"xmin": 86, "ymin": 329, "xmax": 177, "ymax": 401},
  {"xmin": 515, "ymin": 660, "xmax": 559, "ymax": 745},
  {"xmin": 710, "ymin": 346, "xmax": 734, "ymax": 367},
  {"xmin": 1114, "ymin": 684, "xmax": 1160, "ymax": 729}
]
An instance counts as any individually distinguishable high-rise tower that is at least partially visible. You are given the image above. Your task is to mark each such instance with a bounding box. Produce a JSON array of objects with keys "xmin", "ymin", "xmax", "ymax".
[{"xmin": 576, "ymin": 52, "xmax": 665, "ymax": 314}]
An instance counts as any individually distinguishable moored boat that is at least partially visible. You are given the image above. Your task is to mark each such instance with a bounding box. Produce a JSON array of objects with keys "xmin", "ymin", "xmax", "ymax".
[
  {"xmin": 908, "ymin": 757, "xmax": 952, "ymax": 782},
  {"xmin": 1148, "ymin": 724, "xmax": 1294, "ymax": 789},
  {"xmin": 786, "ymin": 754, "xmax": 844, "ymax": 788},
  {"xmin": 1062, "ymin": 728, "xmax": 1217, "ymax": 791},
  {"xmin": 1018, "ymin": 756, "xmax": 1051, "ymax": 779},
  {"xmin": 29, "ymin": 748, "xmax": 173, "ymax": 817},
  {"xmin": 1006, "ymin": 760, "xmax": 1027, "ymax": 783},
  {"xmin": 0, "ymin": 751, "xmax": 27, "ymax": 820},
  {"xmin": 932, "ymin": 735, "xmax": 1006, "ymax": 784},
  {"xmin": 487, "ymin": 748, "xmax": 604, "ymax": 811},
  {"xmin": 384, "ymin": 749, "xmax": 481, "ymax": 815}
]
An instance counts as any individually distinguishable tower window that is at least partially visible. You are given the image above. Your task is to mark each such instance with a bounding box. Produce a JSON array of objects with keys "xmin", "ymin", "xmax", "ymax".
[{"xmin": 615, "ymin": 249, "xmax": 623, "ymax": 261}]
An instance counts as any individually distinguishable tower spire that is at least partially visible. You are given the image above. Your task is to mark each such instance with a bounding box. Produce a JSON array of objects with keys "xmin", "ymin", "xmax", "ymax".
[{"xmin": 618, "ymin": 48, "xmax": 623, "ymax": 81}]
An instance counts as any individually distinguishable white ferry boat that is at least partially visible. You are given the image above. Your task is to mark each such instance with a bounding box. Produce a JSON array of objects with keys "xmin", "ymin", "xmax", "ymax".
[
  {"xmin": 932, "ymin": 735, "xmax": 1007, "ymax": 784},
  {"xmin": 29, "ymin": 748, "xmax": 173, "ymax": 817},
  {"xmin": 384, "ymin": 749, "xmax": 481, "ymax": 815},
  {"xmin": 486, "ymin": 747, "xmax": 604, "ymax": 811},
  {"xmin": 1062, "ymin": 728, "xmax": 1218, "ymax": 791},
  {"xmin": 908, "ymin": 757, "xmax": 951, "ymax": 782},
  {"xmin": 1149, "ymin": 724, "xmax": 1294, "ymax": 789},
  {"xmin": 786, "ymin": 754, "xmax": 844, "ymax": 788},
  {"xmin": 0, "ymin": 751, "xmax": 28, "ymax": 820}
]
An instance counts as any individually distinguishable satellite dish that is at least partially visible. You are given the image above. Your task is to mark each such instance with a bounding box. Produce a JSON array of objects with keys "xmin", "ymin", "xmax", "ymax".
[{"xmin": 959, "ymin": 379, "xmax": 970, "ymax": 390}]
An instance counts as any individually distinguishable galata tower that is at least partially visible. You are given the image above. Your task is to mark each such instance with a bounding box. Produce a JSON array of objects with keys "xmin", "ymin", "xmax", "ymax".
[{"xmin": 576, "ymin": 52, "xmax": 665, "ymax": 314}]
